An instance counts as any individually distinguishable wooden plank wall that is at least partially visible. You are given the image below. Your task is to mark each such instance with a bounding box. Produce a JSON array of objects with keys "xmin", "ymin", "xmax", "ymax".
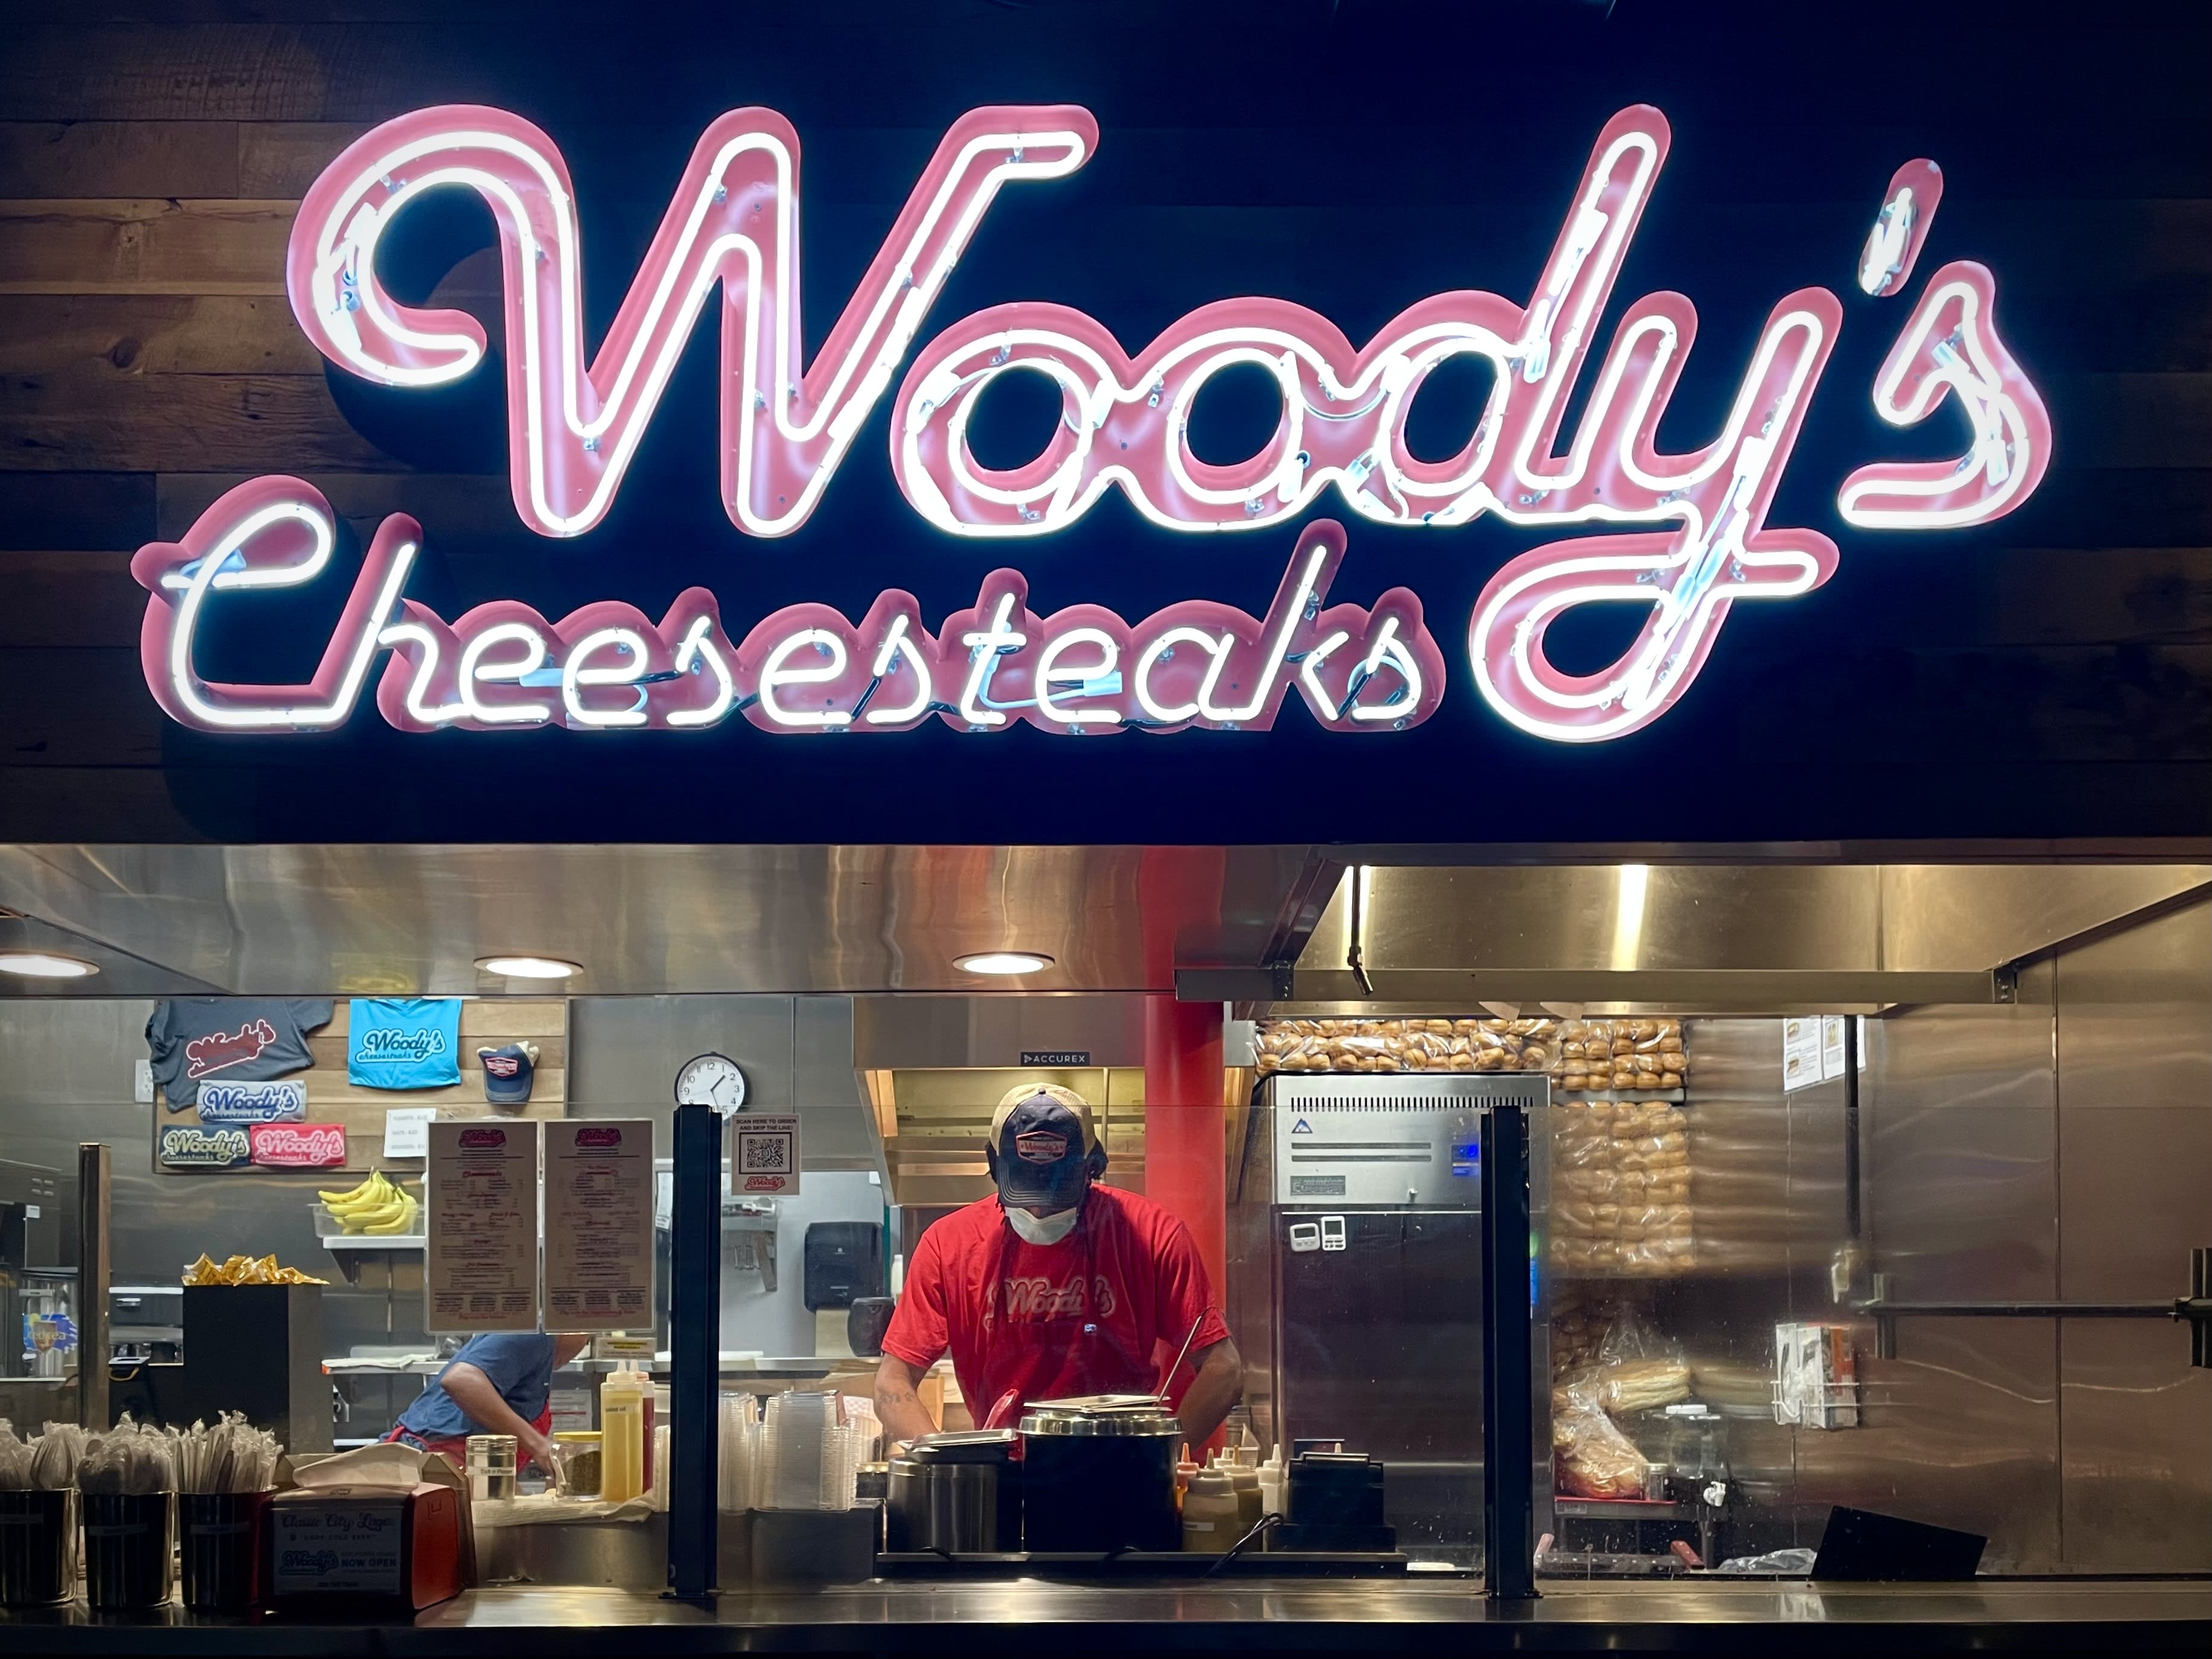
[
  {"xmin": 156, "ymin": 996, "xmax": 566, "ymax": 1174},
  {"xmin": 0, "ymin": 4, "xmax": 2202, "ymax": 834}
]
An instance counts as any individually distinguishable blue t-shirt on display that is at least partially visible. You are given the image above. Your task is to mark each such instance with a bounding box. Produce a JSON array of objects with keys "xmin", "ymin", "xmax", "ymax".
[
  {"xmin": 347, "ymin": 997, "xmax": 463, "ymax": 1089},
  {"xmin": 394, "ymin": 1333, "xmax": 559, "ymax": 1441}
]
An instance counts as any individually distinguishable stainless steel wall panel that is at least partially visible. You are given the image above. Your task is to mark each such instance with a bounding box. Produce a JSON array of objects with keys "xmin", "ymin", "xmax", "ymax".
[
  {"xmin": 793, "ymin": 996, "xmax": 883, "ymax": 1170},
  {"xmin": 1681, "ymin": 1021, "xmax": 1796, "ymax": 1277},
  {"xmin": 851, "ymin": 994, "xmax": 1148, "ymax": 1071},
  {"xmin": 2054, "ymin": 899, "xmax": 2211, "ymax": 1570},
  {"xmin": 2057, "ymin": 1107, "xmax": 2211, "ymax": 1300},
  {"xmin": 1794, "ymin": 1321, "xmax": 2062, "ymax": 1570},
  {"xmin": 1310, "ymin": 866, "xmax": 1881, "ymax": 973},
  {"xmin": 1298, "ymin": 864, "xmax": 2208, "ymax": 982},
  {"xmin": 567, "ymin": 995, "xmax": 881, "ymax": 1170},
  {"xmin": 568, "ymin": 996, "xmax": 798, "ymax": 1158},
  {"xmin": 1783, "ymin": 1095, "xmax": 1849, "ymax": 1272},
  {"xmin": 2059, "ymin": 1321, "xmax": 2211, "ymax": 1572},
  {"xmin": 0, "ymin": 844, "xmax": 1318, "ymax": 997},
  {"xmin": 2053, "ymin": 899, "xmax": 2210, "ymax": 1114},
  {"xmin": 1864, "ymin": 991, "xmax": 2057, "ymax": 1301},
  {"xmin": 1879, "ymin": 866, "xmax": 2209, "ymax": 973},
  {"xmin": 1840, "ymin": 988, "xmax": 2061, "ymax": 1565},
  {"xmin": 1868, "ymin": 1103, "xmax": 2059, "ymax": 1300}
]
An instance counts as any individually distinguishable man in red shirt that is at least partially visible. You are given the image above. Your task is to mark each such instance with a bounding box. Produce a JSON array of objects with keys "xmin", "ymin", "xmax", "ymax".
[{"xmin": 873, "ymin": 1084, "xmax": 1242, "ymax": 1447}]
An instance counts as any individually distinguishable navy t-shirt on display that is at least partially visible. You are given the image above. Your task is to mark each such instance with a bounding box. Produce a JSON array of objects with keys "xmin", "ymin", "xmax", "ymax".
[
  {"xmin": 144, "ymin": 998, "xmax": 334, "ymax": 1109},
  {"xmin": 395, "ymin": 1333, "xmax": 559, "ymax": 1441}
]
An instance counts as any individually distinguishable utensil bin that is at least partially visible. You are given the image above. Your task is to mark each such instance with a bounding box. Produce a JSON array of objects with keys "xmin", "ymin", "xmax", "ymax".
[
  {"xmin": 0, "ymin": 1489, "xmax": 74, "ymax": 1606},
  {"xmin": 180, "ymin": 1491, "xmax": 266, "ymax": 1611},
  {"xmin": 82, "ymin": 1492, "xmax": 174, "ymax": 1610}
]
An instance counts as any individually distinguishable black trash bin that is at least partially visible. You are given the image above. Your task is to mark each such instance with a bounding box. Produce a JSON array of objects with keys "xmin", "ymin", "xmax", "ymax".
[
  {"xmin": 81, "ymin": 1492, "xmax": 174, "ymax": 1610},
  {"xmin": 0, "ymin": 1489, "xmax": 75, "ymax": 1606},
  {"xmin": 180, "ymin": 1491, "xmax": 266, "ymax": 1611}
]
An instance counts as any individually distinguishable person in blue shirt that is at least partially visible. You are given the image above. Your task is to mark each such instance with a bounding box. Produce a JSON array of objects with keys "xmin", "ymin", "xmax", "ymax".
[{"xmin": 384, "ymin": 1332, "xmax": 591, "ymax": 1475}]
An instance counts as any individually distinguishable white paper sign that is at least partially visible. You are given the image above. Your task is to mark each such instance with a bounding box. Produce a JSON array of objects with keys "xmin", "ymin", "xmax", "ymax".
[
  {"xmin": 730, "ymin": 1113, "xmax": 802, "ymax": 1196},
  {"xmin": 550, "ymin": 1386, "xmax": 594, "ymax": 1435},
  {"xmin": 1819, "ymin": 1016, "xmax": 1848, "ymax": 1081},
  {"xmin": 382, "ymin": 1107, "xmax": 439, "ymax": 1159},
  {"xmin": 542, "ymin": 1119, "xmax": 654, "ymax": 1331},
  {"xmin": 1781, "ymin": 1017, "xmax": 1825, "ymax": 1093},
  {"xmin": 425, "ymin": 1119, "xmax": 539, "ymax": 1333}
]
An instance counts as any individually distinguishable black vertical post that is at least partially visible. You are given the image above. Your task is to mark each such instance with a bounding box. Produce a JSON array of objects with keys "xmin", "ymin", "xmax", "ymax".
[
  {"xmin": 1843, "ymin": 1016, "xmax": 1863, "ymax": 1242},
  {"xmin": 1480, "ymin": 1099, "xmax": 1536, "ymax": 1601},
  {"xmin": 667, "ymin": 1102, "xmax": 721, "ymax": 1600}
]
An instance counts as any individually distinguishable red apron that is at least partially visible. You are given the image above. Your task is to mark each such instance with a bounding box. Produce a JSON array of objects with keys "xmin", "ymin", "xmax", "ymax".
[
  {"xmin": 975, "ymin": 1210, "xmax": 1156, "ymax": 1430},
  {"xmin": 382, "ymin": 1403, "xmax": 553, "ymax": 1470}
]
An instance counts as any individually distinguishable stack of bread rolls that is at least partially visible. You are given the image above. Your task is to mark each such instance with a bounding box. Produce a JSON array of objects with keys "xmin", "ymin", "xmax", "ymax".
[
  {"xmin": 1550, "ymin": 1096, "xmax": 1694, "ymax": 1275},
  {"xmin": 1256, "ymin": 1016, "xmax": 1558, "ymax": 1075},
  {"xmin": 1256, "ymin": 1016, "xmax": 1687, "ymax": 1094},
  {"xmin": 1551, "ymin": 1017, "xmax": 1689, "ymax": 1093}
]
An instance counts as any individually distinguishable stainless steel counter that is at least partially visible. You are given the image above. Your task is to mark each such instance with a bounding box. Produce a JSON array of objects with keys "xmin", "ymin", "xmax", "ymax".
[{"xmin": 2, "ymin": 1579, "xmax": 2205, "ymax": 1652}]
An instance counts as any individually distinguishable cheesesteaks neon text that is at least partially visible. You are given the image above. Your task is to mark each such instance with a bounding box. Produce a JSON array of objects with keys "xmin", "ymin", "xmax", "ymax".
[{"xmin": 133, "ymin": 484, "xmax": 1440, "ymax": 736}]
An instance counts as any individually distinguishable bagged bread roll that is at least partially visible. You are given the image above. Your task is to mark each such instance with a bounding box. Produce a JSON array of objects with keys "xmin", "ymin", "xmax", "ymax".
[{"xmin": 1553, "ymin": 1380, "xmax": 1649, "ymax": 1499}]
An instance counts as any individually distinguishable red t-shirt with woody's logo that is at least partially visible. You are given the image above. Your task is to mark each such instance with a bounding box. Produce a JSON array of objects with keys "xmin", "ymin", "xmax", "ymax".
[{"xmin": 882, "ymin": 1185, "xmax": 1228, "ymax": 1421}]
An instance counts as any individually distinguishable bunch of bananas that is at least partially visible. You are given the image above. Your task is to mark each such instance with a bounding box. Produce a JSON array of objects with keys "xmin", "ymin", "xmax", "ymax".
[{"xmin": 318, "ymin": 1170, "xmax": 420, "ymax": 1235}]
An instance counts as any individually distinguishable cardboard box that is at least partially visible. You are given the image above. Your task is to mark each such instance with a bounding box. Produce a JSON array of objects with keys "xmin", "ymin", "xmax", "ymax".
[{"xmin": 267, "ymin": 1482, "xmax": 463, "ymax": 1610}]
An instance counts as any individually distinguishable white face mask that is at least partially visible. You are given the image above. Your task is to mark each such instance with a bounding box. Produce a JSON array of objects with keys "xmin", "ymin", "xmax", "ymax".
[{"xmin": 1004, "ymin": 1204, "xmax": 1080, "ymax": 1246}]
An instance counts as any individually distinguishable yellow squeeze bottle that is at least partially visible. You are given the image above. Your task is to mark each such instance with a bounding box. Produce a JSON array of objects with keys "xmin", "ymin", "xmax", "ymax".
[{"xmin": 599, "ymin": 1368, "xmax": 647, "ymax": 1503}]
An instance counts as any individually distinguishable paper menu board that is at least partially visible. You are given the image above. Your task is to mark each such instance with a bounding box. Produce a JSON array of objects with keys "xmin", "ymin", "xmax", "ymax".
[
  {"xmin": 425, "ymin": 1119, "xmax": 539, "ymax": 1333},
  {"xmin": 1781, "ymin": 1017, "xmax": 1825, "ymax": 1093},
  {"xmin": 1820, "ymin": 1016, "xmax": 1848, "ymax": 1080},
  {"xmin": 542, "ymin": 1120, "xmax": 654, "ymax": 1332}
]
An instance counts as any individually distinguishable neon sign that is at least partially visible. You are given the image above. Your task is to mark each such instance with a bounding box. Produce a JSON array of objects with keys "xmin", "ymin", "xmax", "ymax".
[
  {"xmin": 136, "ymin": 487, "xmax": 1440, "ymax": 735},
  {"xmin": 135, "ymin": 102, "xmax": 2049, "ymax": 744}
]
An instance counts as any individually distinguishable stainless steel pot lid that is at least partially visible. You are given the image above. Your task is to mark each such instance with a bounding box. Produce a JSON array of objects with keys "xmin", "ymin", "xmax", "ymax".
[
  {"xmin": 902, "ymin": 1428, "xmax": 1018, "ymax": 1462},
  {"xmin": 1018, "ymin": 1395, "xmax": 1181, "ymax": 1437}
]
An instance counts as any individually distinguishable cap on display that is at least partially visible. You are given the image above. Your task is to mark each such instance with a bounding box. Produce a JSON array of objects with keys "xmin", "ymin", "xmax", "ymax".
[
  {"xmin": 988, "ymin": 1082, "xmax": 1098, "ymax": 1211},
  {"xmin": 477, "ymin": 1042, "xmax": 539, "ymax": 1104}
]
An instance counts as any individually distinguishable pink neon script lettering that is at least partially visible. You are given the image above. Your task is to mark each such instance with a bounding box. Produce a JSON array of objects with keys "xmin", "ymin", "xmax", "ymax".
[
  {"xmin": 290, "ymin": 104, "xmax": 1094, "ymax": 539},
  {"xmin": 1839, "ymin": 261, "xmax": 2052, "ymax": 529},
  {"xmin": 229, "ymin": 103, "xmax": 2057, "ymax": 746},
  {"xmin": 132, "ymin": 481, "xmax": 1442, "ymax": 737}
]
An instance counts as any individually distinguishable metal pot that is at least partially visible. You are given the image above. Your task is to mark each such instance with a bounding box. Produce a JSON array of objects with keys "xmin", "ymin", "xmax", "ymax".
[
  {"xmin": 1018, "ymin": 1395, "xmax": 1180, "ymax": 1554},
  {"xmin": 885, "ymin": 1429, "xmax": 1018, "ymax": 1554}
]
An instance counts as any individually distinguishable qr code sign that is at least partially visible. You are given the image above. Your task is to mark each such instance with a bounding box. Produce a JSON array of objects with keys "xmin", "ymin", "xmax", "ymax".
[{"xmin": 733, "ymin": 1116, "xmax": 801, "ymax": 1195}]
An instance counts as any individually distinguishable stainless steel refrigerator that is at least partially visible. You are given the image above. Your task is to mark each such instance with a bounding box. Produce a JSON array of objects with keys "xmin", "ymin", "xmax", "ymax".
[{"xmin": 1230, "ymin": 1073, "xmax": 1546, "ymax": 1566}]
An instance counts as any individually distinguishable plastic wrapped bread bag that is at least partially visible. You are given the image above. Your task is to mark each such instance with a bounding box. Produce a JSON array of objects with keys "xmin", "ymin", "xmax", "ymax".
[{"xmin": 1552, "ymin": 1380, "xmax": 1649, "ymax": 1499}]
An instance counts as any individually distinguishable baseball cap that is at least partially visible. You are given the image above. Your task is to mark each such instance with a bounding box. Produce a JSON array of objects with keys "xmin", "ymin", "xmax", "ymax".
[
  {"xmin": 989, "ymin": 1083, "xmax": 1098, "ymax": 1210},
  {"xmin": 477, "ymin": 1043, "xmax": 539, "ymax": 1105}
]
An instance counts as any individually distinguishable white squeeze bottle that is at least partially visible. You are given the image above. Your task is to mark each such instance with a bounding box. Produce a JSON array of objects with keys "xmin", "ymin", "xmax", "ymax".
[{"xmin": 600, "ymin": 1368, "xmax": 648, "ymax": 1503}]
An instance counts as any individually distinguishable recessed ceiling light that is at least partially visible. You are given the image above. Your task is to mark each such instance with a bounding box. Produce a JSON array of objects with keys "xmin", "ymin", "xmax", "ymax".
[
  {"xmin": 954, "ymin": 951, "xmax": 1053, "ymax": 976},
  {"xmin": 475, "ymin": 955, "xmax": 580, "ymax": 980},
  {"xmin": 0, "ymin": 950, "xmax": 99, "ymax": 979}
]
